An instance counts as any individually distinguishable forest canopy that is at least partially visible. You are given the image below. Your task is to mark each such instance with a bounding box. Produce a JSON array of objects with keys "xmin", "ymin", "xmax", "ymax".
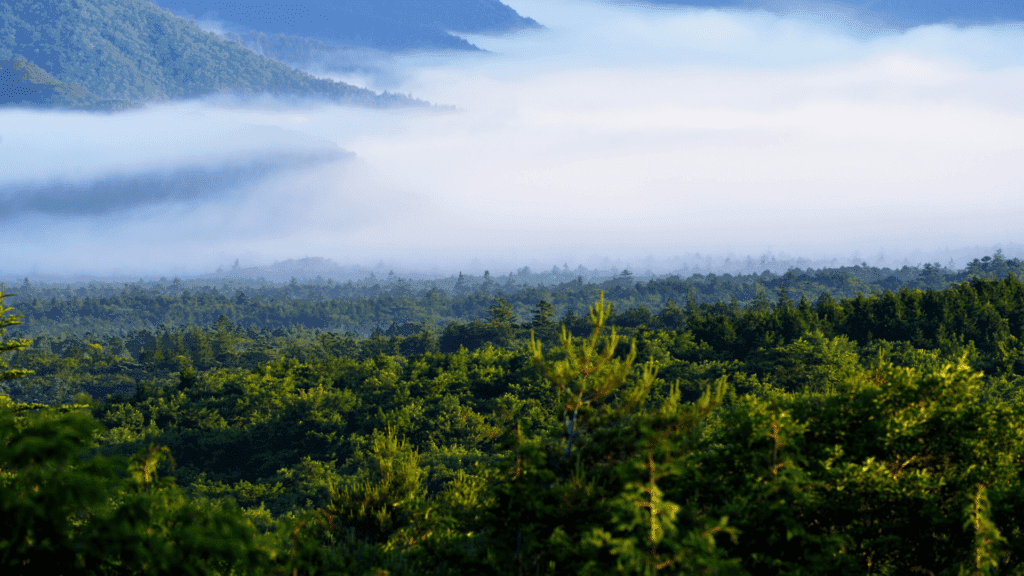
[
  {"xmin": 4, "ymin": 252, "xmax": 1024, "ymax": 574},
  {"xmin": 0, "ymin": 0, "xmax": 427, "ymax": 108}
]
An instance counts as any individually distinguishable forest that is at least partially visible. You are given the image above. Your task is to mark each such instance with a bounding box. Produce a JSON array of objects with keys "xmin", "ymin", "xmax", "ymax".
[
  {"xmin": 4, "ymin": 251, "xmax": 1024, "ymax": 574},
  {"xmin": 0, "ymin": 0, "xmax": 426, "ymax": 108},
  {"xmin": 151, "ymin": 0, "xmax": 540, "ymax": 53}
]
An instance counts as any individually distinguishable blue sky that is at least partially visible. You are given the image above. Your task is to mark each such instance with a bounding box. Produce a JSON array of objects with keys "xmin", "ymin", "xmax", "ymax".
[{"xmin": 2, "ymin": 0, "xmax": 1024, "ymax": 279}]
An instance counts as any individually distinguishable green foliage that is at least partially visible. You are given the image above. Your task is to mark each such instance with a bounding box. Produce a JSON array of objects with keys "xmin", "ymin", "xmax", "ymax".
[
  {"xmin": 7, "ymin": 253, "xmax": 1020, "ymax": 347},
  {"xmin": 315, "ymin": 424, "xmax": 427, "ymax": 548},
  {"xmin": 0, "ymin": 283, "xmax": 34, "ymax": 385},
  {"xmin": 0, "ymin": 55, "xmax": 135, "ymax": 109},
  {"xmin": 465, "ymin": 291, "xmax": 738, "ymax": 575},
  {"xmin": 690, "ymin": 357, "xmax": 1024, "ymax": 574},
  {"xmin": 528, "ymin": 291, "xmax": 640, "ymax": 467},
  {"xmin": 0, "ymin": 398, "xmax": 284, "ymax": 575},
  {"xmin": 744, "ymin": 329, "xmax": 860, "ymax": 395},
  {"xmin": 8, "ymin": 268, "xmax": 1024, "ymax": 574}
]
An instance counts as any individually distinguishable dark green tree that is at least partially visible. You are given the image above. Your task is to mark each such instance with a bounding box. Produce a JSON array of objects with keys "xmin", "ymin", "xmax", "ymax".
[
  {"xmin": 531, "ymin": 300, "xmax": 554, "ymax": 326},
  {"xmin": 0, "ymin": 284, "xmax": 34, "ymax": 387},
  {"xmin": 471, "ymin": 292, "xmax": 738, "ymax": 575},
  {"xmin": 529, "ymin": 300, "xmax": 558, "ymax": 348},
  {"xmin": 0, "ymin": 286, "xmax": 285, "ymax": 575},
  {"xmin": 488, "ymin": 298, "xmax": 517, "ymax": 326},
  {"xmin": 211, "ymin": 314, "xmax": 240, "ymax": 363}
]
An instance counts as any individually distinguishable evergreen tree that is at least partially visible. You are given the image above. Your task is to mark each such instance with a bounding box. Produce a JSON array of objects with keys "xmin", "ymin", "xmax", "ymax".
[
  {"xmin": 487, "ymin": 298, "xmax": 517, "ymax": 325},
  {"xmin": 530, "ymin": 300, "xmax": 554, "ymax": 327},
  {"xmin": 655, "ymin": 299, "xmax": 686, "ymax": 331},
  {"xmin": 472, "ymin": 292, "xmax": 736, "ymax": 575},
  {"xmin": 0, "ymin": 290, "xmax": 313, "ymax": 576},
  {"xmin": 750, "ymin": 282, "xmax": 772, "ymax": 314},
  {"xmin": 0, "ymin": 284, "xmax": 34, "ymax": 388}
]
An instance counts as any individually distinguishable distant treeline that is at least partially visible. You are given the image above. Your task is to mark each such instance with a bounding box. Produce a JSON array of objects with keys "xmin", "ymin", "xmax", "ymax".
[
  {"xmin": 3, "ymin": 251, "xmax": 1021, "ymax": 341},
  {"xmin": 4, "ymin": 252, "xmax": 1024, "ymax": 413}
]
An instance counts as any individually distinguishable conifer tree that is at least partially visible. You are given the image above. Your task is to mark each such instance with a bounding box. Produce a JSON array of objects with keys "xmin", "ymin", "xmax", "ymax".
[
  {"xmin": 472, "ymin": 292, "xmax": 737, "ymax": 575},
  {"xmin": 0, "ymin": 284, "xmax": 33, "ymax": 386},
  {"xmin": 1, "ymin": 288, "xmax": 281, "ymax": 575}
]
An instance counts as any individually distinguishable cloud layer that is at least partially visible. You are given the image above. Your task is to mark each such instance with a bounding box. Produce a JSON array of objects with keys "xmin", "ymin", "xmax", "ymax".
[{"xmin": 3, "ymin": 0, "xmax": 1024, "ymax": 279}]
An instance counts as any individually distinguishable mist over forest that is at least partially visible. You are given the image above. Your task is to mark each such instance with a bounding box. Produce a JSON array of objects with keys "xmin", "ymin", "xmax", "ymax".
[
  {"xmin": 2, "ymin": 0, "xmax": 1023, "ymax": 281},
  {"xmin": 6, "ymin": 3, "xmax": 1024, "ymax": 573}
]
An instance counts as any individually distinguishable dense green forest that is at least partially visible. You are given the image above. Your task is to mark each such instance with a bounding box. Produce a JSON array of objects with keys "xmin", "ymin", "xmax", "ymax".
[
  {"xmin": 0, "ymin": 0, "xmax": 426, "ymax": 108},
  {"xmin": 4, "ymin": 252, "xmax": 1024, "ymax": 574},
  {"xmin": 0, "ymin": 55, "xmax": 139, "ymax": 109},
  {"xmin": 2, "ymin": 251, "xmax": 1021, "ymax": 408},
  {"xmin": 153, "ymin": 0, "xmax": 540, "ymax": 52}
]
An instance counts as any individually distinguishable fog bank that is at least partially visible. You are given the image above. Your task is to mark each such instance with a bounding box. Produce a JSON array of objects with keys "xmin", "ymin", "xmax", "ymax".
[{"xmin": 2, "ymin": 0, "xmax": 1023, "ymax": 279}]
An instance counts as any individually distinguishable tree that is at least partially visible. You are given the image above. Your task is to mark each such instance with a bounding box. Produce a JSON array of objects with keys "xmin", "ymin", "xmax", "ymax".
[
  {"xmin": 212, "ymin": 314, "xmax": 240, "ymax": 363},
  {"xmin": 531, "ymin": 300, "xmax": 554, "ymax": 327},
  {"xmin": 472, "ymin": 292, "xmax": 737, "ymax": 575},
  {"xmin": 0, "ymin": 289, "xmax": 297, "ymax": 576},
  {"xmin": 529, "ymin": 300, "xmax": 558, "ymax": 348},
  {"xmin": 0, "ymin": 284, "xmax": 34, "ymax": 387},
  {"xmin": 749, "ymin": 282, "xmax": 771, "ymax": 314},
  {"xmin": 487, "ymin": 298, "xmax": 517, "ymax": 326},
  {"xmin": 529, "ymin": 291, "xmax": 639, "ymax": 468},
  {"xmin": 617, "ymin": 269, "xmax": 634, "ymax": 288},
  {"xmin": 690, "ymin": 357, "xmax": 1024, "ymax": 574},
  {"xmin": 775, "ymin": 281, "xmax": 792, "ymax": 310},
  {"xmin": 744, "ymin": 329, "xmax": 860, "ymax": 395},
  {"xmin": 313, "ymin": 423, "xmax": 427, "ymax": 548},
  {"xmin": 655, "ymin": 299, "xmax": 686, "ymax": 332}
]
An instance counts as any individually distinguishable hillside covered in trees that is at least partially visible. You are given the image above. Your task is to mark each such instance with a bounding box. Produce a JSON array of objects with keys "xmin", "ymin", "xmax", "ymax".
[
  {"xmin": 0, "ymin": 55, "xmax": 141, "ymax": 109},
  {"xmin": 642, "ymin": 0, "xmax": 1024, "ymax": 29},
  {"xmin": 154, "ymin": 0, "xmax": 541, "ymax": 52},
  {"xmin": 0, "ymin": 0, "xmax": 428, "ymax": 109},
  {"xmin": 4, "ymin": 251, "xmax": 1024, "ymax": 573}
]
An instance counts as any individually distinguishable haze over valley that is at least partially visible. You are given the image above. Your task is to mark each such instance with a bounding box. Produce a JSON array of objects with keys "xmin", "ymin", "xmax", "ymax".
[
  {"xmin": 8, "ymin": 5, "xmax": 1024, "ymax": 572},
  {"xmin": 3, "ymin": 0, "xmax": 1024, "ymax": 281}
]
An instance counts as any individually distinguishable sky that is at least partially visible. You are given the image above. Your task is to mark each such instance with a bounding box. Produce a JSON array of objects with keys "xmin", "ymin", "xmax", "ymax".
[{"xmin": 2, "ymin": 0, "xmax": 1024, "ymax": 280}]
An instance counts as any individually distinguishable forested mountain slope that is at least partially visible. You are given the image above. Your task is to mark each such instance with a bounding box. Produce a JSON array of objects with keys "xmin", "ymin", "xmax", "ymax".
[
  {"xmin": 639, "ymin": 0, "xmax": 1024, "ymax": 29},
  {"xmin": 0, "ymin": 0, "xmax": 425, "ymax": 107},
  {"xmin": 154, "ymin": 0, "xmax": 542, "ymax": 52},
  {"xmin": 0, "ymin": 55, "xmax": 138, "ymax": 109}
]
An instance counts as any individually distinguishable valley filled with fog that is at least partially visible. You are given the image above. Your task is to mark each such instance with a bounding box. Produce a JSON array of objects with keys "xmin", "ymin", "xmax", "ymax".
[
  {"xmin": 2, "ymin": 0, "xmax": 1024, "ymax": 281},
  {"xmin": 7, "ymin": 4, "xmax": 1024, "ymax": 572}
]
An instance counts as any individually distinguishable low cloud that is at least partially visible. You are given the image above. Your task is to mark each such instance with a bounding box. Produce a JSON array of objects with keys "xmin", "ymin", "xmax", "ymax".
[
  {"xmin": 0, "ymin": 151, "xmax": 344, "ymax": 218},
  {"xmin": 3, "ymin": 0, "xmax": 1024, "ymax": 279}
]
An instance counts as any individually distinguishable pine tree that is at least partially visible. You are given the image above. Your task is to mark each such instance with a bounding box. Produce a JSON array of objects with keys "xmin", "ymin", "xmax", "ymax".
[
  {"xmin": 488, "ymin": 298, "xmax": 517, "ymax": 326},
  {"xmin": 0, "ymin": 284, "xmax": 33, "ymax": 386},
  {"xmin": 1, "ymin": 289, "xmax": 287, "ymax": 575},
  {"xmin": 472, "ymin": 292, "xmax": 737, "ymax": 575}
]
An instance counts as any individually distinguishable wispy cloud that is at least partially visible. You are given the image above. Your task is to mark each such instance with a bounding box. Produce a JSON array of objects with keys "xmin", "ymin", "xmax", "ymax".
[{"xmin": 2, "ymin": 0, "xmax": 1024, "ymax": 279}]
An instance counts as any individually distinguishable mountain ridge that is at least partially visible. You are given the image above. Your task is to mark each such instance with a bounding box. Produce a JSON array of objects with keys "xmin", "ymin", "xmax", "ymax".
[
  {"xmin": 0, "ymin": 0, "xmax": 431, "ymax": 108},
  {"xmin": 156, "ymin": 0, "xmax": 543, "ymax": 52},
  {"xmin": 628, "ymin": 0, "xmax": 1024, "ymax": 30},
  {"xmin": 0, "ymin": 55, "xmax": 140, "ymax": 109}
]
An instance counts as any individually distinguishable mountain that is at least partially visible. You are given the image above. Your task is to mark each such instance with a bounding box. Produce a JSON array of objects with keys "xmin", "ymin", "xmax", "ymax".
[
  {"xmin": 633, "ymin": 0, "xmax": 1024, "ymax": 29},
  {"xmin": 154, "ymin": 0, "xmax": 543, "ymax": 52},
  {"xmin": 858, "ymin": 0, "xmax": 1024, "ymax": 26},
  {"xmin": 0, "ymin": 55, "xmax": 139, "ymax": 109},
  {"xmin": 0, "ymin": 0, "xmax": 428, "ymax": 107}
]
